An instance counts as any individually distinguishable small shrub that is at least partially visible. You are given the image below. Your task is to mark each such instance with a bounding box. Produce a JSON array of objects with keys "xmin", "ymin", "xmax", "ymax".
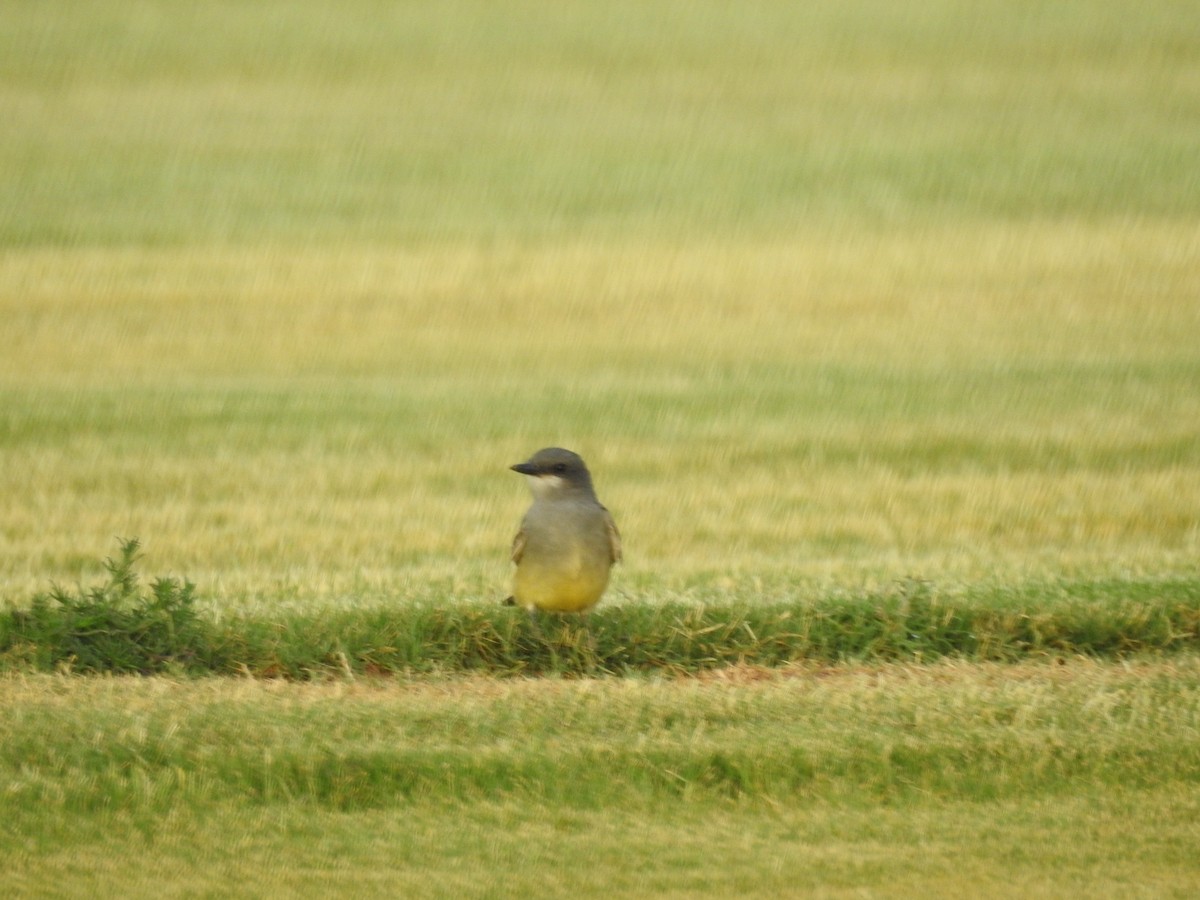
[{"xmin": 2, "ymin": 538, "xmax": 205, "ymax": 674}]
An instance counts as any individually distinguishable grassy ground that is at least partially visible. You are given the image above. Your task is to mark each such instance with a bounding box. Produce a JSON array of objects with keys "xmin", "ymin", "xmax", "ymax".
[
  {"xmin": 2, "ymin": 229, "xmax": 1197, "ymax": 603},
  {"xmin": 3, "ymin": 0, "xmax": 1200, "ymax": 895},
  {"xmin": 7, "ymin": 791, "xmax": 1200, "ymax": 898},
  {"xmin": 4, "ymin": 662, "xmax": 1200, "ymax": 897},
  {"xmin": 2, "ymin": 1, "xmax": 1198, "ymax": 602}
]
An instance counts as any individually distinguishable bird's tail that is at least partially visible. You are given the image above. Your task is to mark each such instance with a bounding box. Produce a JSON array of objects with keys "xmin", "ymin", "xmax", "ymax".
[{"xmin": 502, "ymin": 595, "xmax": 516, "ymax": 606}]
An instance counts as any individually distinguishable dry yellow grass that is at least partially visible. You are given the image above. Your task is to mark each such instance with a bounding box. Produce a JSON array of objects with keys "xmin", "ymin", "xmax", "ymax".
[
  {"xmin": 3, "ymin": 222, "xmax": 1197, "ymax": 381},
  {"xmin": 2, "ymin": 222, "xmax": 1198, "ymax": 604}
]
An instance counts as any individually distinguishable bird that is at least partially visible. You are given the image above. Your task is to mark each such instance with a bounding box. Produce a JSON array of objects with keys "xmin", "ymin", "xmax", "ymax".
[{"xmin": 504, "ymin": 447, "xmax": 621, "ymax": 614}]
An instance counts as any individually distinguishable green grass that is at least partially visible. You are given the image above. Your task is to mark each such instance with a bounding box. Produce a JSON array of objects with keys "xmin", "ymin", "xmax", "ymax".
[
  {"xmin": 3, "ymin": 664, "xmax": 1200, "ymax": 897},
  {"xmin": 3, "ymin": 0, "xmax": 1200, "ymax": 894},
  {"xmin": 5, "ymin": 792, "xmax": 1200, "ymax": 898},
  {"xmin": 5, "ymin": 661, "xmax": 1200, "ymax": 811},
  {"xmin": 4, "ymin": 542, "xmax": 1199, "ymax": 677}
]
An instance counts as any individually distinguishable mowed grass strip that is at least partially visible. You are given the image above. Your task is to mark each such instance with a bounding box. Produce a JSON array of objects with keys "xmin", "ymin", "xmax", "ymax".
[
  {"xmin": 3, "ymin": 658, "xmax": 1199, "ymax": 817},
  {"xmin": 2, "ymin": 227, "xmax": 1198, "ymax": 602},
  {"xmin": 5, "ymin": 789, "xmax": 1200, "ymax": 899},
  {"xmin": 5, "ymin": 661, "xmax": 1200, "ymax": 897}
]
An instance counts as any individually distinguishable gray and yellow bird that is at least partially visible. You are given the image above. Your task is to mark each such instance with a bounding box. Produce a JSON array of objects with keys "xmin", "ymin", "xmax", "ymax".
[{"xmin": 504, "ymin": 447, "xmax": 621, "ymax": 614}]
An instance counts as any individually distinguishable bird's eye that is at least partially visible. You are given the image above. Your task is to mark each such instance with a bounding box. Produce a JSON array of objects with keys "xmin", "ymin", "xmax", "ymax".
[{"xmin": 552, "ymin": 463, "xmax": 567, "ymax": 473}]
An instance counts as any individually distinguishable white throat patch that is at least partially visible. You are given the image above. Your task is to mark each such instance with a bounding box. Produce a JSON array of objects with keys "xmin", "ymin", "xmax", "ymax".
[{"xmin": 526, "ymin": 474, "xmax": 565, "ymax": 497}]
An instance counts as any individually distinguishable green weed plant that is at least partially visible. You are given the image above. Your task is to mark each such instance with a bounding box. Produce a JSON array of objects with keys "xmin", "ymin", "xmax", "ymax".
[{"xmin": 3, "ymin": 539, "xmax": 203, "ymax": 674}]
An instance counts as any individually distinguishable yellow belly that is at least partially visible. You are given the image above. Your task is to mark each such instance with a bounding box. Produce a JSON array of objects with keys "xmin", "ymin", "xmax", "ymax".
[{"xmin": 513, "ymin": 559, "xmax": 610, "ymax": 613}]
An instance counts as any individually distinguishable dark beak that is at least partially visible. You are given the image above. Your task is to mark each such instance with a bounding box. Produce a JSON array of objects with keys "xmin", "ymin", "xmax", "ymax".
[{"xmin": 511, "ymin": 462, "xmax": 538, "ymax": 476}]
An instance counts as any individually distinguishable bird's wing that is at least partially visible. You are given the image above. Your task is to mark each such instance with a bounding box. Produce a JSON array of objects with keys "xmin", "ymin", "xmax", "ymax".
[
  {"xmin": 602, "ymin": 506, "xmax": 622, "ymax": 564},
  {"xmin": 510, "ymin": 526, "xmax": 527, "ymax": 564}
]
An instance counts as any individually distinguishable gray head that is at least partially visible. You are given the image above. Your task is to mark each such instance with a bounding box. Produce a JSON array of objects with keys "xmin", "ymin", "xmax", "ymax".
[{"xmin": 511, "ymin": 447, "xmax": 596, "ymax": 498}]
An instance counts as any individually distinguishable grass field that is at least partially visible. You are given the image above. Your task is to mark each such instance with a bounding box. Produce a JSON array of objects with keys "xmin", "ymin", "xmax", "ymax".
[
  {"xmin": 4, "ymin": 662, "xmax": 1200, "ymax": 897},
  {"xmin": 3, "ymin": 0, "xmax": 1200, "ymax": 895}
]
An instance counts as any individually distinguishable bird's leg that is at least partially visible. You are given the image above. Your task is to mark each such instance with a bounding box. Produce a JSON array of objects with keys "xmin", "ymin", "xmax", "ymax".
[{"xmin": 578, "ymin": 612, "xmax": 599, "ymax": 671}]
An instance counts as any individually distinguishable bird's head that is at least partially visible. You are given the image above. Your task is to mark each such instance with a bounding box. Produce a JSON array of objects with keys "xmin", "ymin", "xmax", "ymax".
[{"xmin": 511, "ymin": 447, "xmax": 595, "ymax": 498}]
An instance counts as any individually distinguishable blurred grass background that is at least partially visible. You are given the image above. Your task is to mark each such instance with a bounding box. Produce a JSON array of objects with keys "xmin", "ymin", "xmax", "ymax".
[
  {"xmin": 3, "ymin": 1, "xmax": 1198, "ymax": 242},
  {"xmin": 1, "ymin": 0, "xmax": 1198, "ymax": 607},
  {"xmin": 4, "ymin": 4, "xmax": 1200, "ymax": 895}
]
